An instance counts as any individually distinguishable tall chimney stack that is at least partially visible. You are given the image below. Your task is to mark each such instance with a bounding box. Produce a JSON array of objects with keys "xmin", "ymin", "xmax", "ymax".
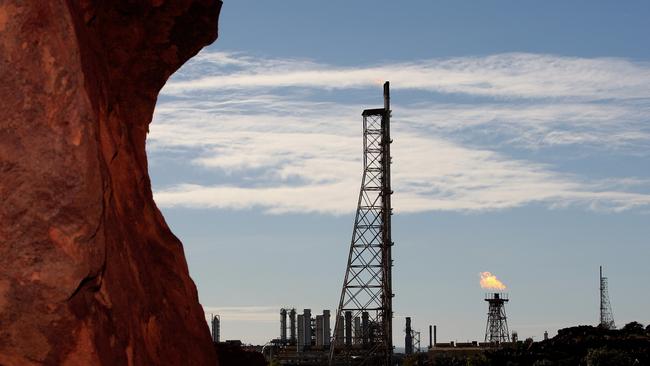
[
  {"xmin": 434, "ymin": 325, "xmax": 437, "ymax": 346},
  {"xmin": 405, "ymin": 317, "xmax": 413, "ymax": 355}
]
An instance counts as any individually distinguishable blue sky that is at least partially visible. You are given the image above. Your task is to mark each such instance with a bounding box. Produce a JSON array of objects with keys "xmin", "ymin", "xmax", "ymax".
[{"xmin": 148, "ymin": 1, "xmax": 650, "ymax": 346}]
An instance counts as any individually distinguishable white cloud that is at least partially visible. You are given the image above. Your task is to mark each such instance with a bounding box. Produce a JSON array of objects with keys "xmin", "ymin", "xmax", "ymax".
[
  {"xmin": 397, "ymin": 102, "xmax": 650, "ymax": 150},
  {"xmin": 153, "ymin": 132, "xmax": 650, "ymax": 214},
  {"xmin": 166, "ymin": 52, "xmax": 650, "ymax": 101},
  {"xmin": 149, "ymin": 51, "xmax": 650, "ymax": 215}
]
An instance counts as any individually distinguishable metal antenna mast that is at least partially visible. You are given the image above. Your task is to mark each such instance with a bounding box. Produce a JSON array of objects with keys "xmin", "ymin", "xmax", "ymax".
[
  {"xmin": 599, "ymin": 266, "xmax": 616, "ymax": 329},
  {"xmin": 330, "ymin": 82, "xmax": 393, "ymax": 366}
]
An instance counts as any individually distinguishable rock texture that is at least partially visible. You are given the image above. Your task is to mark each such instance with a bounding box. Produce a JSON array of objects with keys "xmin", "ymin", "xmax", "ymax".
[{"xmin": 0, "ymin": 1, "xmax": 222, "ymax": 364}]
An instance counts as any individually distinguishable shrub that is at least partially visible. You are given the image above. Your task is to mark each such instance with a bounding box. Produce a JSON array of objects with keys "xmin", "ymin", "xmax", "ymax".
[{"xmin": 584, "ymin": 348, "xmax": 634, "ymax": 366}]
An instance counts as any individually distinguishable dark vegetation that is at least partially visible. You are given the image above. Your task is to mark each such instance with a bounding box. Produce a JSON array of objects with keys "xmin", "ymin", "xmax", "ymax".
[
  {"xmin": 409, "ymin": 322, "xmax": 650, "ymax": 366},
  {"xmin": 214, "ymin": 341, "xmax": 266, "ymax": 366},
  {"xmin": 486, "ymin": 322, "xmax": 650, "ymax": 366}
]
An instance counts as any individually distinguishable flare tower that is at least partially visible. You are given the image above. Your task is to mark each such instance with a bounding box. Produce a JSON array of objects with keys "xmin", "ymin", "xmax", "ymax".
[{"xmin": 330, "ymin": 82, "xmax": 394, "ymax": 366}]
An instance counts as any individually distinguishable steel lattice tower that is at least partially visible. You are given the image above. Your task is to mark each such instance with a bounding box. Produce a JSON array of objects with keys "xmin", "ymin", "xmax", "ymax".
[
  {"xmin": 599, "ymin": 266, "xmax": 616, "ymax": 329},
  {"xmin": 330, "ymin": 82, "xmax": 393, "ymax": 366},
  {"xmin": 412, "ymin": 330, "xmax": 421, "ymax": 354},
  {"xmin": 484, "ymin": 293, "xmax": 510, "ymax": 344}
]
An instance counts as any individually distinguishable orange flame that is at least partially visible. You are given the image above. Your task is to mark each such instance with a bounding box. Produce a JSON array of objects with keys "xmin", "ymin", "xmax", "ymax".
[{"xmin": 480, "ymin": 272, "xmax": 507, "ymax": 290}]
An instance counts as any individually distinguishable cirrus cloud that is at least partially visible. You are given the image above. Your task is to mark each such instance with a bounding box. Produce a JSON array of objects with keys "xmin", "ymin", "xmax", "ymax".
[{"xmin": 149, "ymin": 51, "xmax": 650, "ymax": 215}]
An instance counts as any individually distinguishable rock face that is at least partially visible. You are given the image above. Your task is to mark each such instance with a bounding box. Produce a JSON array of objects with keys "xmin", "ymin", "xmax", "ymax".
[{"xmin": 0, "ymin": 1, "xmax": 222, "ymax": 365}]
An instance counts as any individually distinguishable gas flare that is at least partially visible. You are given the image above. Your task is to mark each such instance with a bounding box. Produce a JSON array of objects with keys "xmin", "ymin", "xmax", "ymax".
[{"xmin": 480, "ymin": 271, "xmax": 507, "ymax": 290}]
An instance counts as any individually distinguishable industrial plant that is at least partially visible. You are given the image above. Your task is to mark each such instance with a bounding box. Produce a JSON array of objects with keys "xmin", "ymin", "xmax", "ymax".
[
  {"xmin": 205, "ymin": 84, "xmax": 630, "ymax": 366},
  {"xmin": 255, "ymin": 268, "xmax": 622, "ymax": 366},
  {"xmin": 278, "ymin": 308, "xmax": 333, "ymax": 351}
]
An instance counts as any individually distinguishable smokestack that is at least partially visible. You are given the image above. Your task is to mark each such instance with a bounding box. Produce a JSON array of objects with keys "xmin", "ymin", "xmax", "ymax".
[
  {"xmin": 405, "ymin": 317, "xmax": 413, "ymax": 355},
  {"xmin": 323, "ymin": 310, "xmax": 331, "ymax": 347},
  {"xmin": 297, "ymin": 314, "xmax": 304, "ymax": 351},
  {"xmin": 289, "ymin": 308, "xmax": 297, "ymax": 343},
  {"xmin": 303, "ymin": 309, "xmax": 312, "ymax": 347},
  {"xmin": 280, "ymin": 308, "xmax": 287, "ymax": 342},
  {"xmin": 345, "ymin": 311, "xmax": 352, "ymax": 346},
  {"xmin": 316, "ymin": 315, "xmax": 324, "ymax": 347},
  {"xmin": 336, "ymin": 316, "xmax": 345, "ymax": 346},
  {"xmin": 361, "ymin": 311, "xmax": 369, "ymax": 346},
  {"xmin": 429, "ymin": 325, "xmax": 432, "ymax": 349},
  {"xmin": 384, "ymin": 81, "xmax": 390, "ymax": 111},
  {"xmin": 211, "ymin": 314, "xmax": 220, "ymax": 343},
  {"xmin": 434, "ymin": 325, "xmax": 437, "ymax": 346},
  {"xmin": 354, "ymin": 317, "xmax": 361, "ymax": 345}
]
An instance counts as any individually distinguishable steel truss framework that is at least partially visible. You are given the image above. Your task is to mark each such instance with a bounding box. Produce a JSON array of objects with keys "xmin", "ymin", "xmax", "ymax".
[
  {"xmin": 485, "ymin": 293, "xmax": 510, "ymax": 344},
  {"xmin": 599, "ymin": 266, "xmax": 616, "ymax": 329},
  {"xmin": 330, "ymin": 82, "xmax": 393, "ymax": 366},
  {"xmin": 412, "ymin": 330, "xmax": 421, "ymax": 353}
]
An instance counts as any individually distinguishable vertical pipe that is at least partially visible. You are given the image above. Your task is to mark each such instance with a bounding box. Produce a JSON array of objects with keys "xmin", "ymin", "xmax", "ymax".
[
  {"xmin": 323, "ymin": 310, "xmax": 331, "ymax": 347},
  {"xmin": 429, "ymin": 325, "xmax": 433, "ymax": 349},
  {"xmin": 280, "ymin": 308, "xmax": 287, "ymax": 342},
  {"xmin": 354, "ymin": 317, "xmax": 361, "ymax": 344},
  {"xmin": 316, "ymin": 315, "xmax": 324, "ymax": 347},
  {"xmin": 304, "ymin": 309, "xmax": 312, "ymax": 347},
  {"xmin": 336, "ymin": 316, "xmax": 345, "ymax": 346},
  {"xmin": 434, "ymin": 325, "xmax": 437, "ymax": 346},
  {"xmin": 345, "ymin": 311, "xmax": 352, "ymax": 346},
  {"xmin": 405, "ymin": 317, "xmax": 413, "ymax": 355},
  {"xmin": 211, "ymin": 314, "xmax": 220, "ymax": 343},
  {"xmin": 211, "ymin": 314, "xmax": 215, "ymax": 342},
  {"xmin": 297, "ymin": 314, "xmax": 305, "ymax": 352},
  {"xmin": 362, "ymin": 311, "xmax": 369, "ymax": 346},
  {"xmin": 381, "ymin": 80, "xmax": 393, "ymax": 366},
  {"xmin": 289, "ymin": 308, "xmax": 297, "ymax": 343}
]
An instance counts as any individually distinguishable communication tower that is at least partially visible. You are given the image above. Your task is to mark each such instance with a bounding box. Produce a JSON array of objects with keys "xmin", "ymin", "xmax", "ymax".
[{"xmin": 599, "ymin": 266, "xmax": 616, "ymax": 329}]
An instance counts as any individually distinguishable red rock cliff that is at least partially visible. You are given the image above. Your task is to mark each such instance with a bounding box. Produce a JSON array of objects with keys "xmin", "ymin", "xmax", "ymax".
[{"xmin": 0, "ymin": 1, "xmax": 222, "ymax": 364}]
